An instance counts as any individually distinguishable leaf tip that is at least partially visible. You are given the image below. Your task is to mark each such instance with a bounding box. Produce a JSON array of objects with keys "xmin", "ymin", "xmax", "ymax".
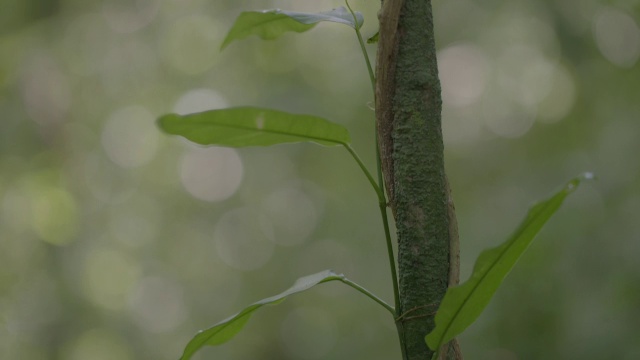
[
  {"xmin": 156, "ymin": 113, "xmax": 179, "ymax": 130},
  {"xmin": 566, "ymin": 172, "xmax": 596, "ymax": 193},
  {"xmin": 220, "ymin": 33, "xmax": 235, "ymax": 51}
]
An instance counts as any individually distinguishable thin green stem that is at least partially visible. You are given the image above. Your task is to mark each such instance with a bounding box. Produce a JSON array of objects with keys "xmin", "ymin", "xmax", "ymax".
[
  {"xmin": 339, "ymin": 278, "xmax": 395, "ymax": 315},
  {"xmin": 379, "ymin": 202, "xmax": 400, "ymax": 309},
  {"xmin": 345, "ymin": 0, "xmax": 399, "ymax": 311},
  {"xmin": 345, "ymin": 0, "xmax": 376, "ymax": 93},
  {"xmin": 344, "ymin": 144, "xmax": 384, "ymax": 202},
  {"xmin": 343, "ymin": 145, "xmax": 399, "ymax": 309}
]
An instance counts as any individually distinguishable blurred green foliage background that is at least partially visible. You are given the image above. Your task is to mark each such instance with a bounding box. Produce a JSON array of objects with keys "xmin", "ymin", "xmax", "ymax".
[{"xmin": 1, "ymin": 0, "xmax": 639, "ymax": 359}]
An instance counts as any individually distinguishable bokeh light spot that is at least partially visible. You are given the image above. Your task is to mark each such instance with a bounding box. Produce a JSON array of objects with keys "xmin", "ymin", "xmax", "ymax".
[
  {"xmin": 537, "ymin": 64, "xmax": 577, "ymax": 123},
  {"xmin": 2, "ymin": 187, "xmax": 32, "ymax": 233},
  {"xmin": 31, "ymin": 187, "xmax": 78, "ymax": 246},
  {"xmin": 262, "ymin": 187, "xmax": 320, "ymax": 246},
  {"xmin": 128, "ymin": 277, "xmax": 187, "ymax": 333},
  {"xmin": 108, "ymin": 195, "xmax": 161, "ymax": 248},
  {"xmin": 214, "ymin": 207, "xmax": 274, "ymax": 271},
  {"xmin": 593, "ymin": 8, "xmax": 640, "ymax": 68},
  {"xmin": 179, "ymin": 147, "xmax": 243, "ymax": 202},
  {"xmin": 101, "ymin": 106, "xmax": 159, "ymax": 168},
  {"xmin": 101, "ymin": 0, "xmax": 160, "ymax": 34},
  {"xmin": 173, "ymin": 88, "xmax": 229, "ymax": 115},
  {"xmin": 61, "ymin": 328, "xmax": 133, "ymax": 360},
  {"xmin": 482, "ymin": 93, "xmax": 536, "ymax": 138},
  {"xmin": 439, "ymin": 43, "xmax": 490, "ymax": 107},
  {"xmin": 82, "ymin": 248, "xmax": 141, "ymax": 310},
  {"xmin": 21, "ymin": 53, "xmax": 71, "ymax": 125},
  {"xmin": 62, "ymin": 14, "xmax": 112, "ymax": 76},
  {"xmin": 83, "ymin": 152, "xmax": 137, "ymax": 204},
  {"xmin": 497, "ymin": 45, "xmax": 555, "ymax": 107}
]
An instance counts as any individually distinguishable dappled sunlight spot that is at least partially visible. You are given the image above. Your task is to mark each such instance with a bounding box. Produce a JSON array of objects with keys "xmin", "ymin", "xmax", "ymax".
[
  {"xmin": 159, "ymin": 15, "xmax": 222, "ymax": 75},
  {"xmin": 438, "ymin": 43, "xmax": 490, "ymax": 107},
  {"xmin": 593, "ymin": 7, "xmax": 640, "ymax": 68},
  {"xmin": 214, "ymin": 207, "xmax": 274, "ymax": 271},
  {"xmin": 101, "ymin": 0, "xmax": 160, "ymax": 34},
  {"xmin": 173, "ymin": 88, "xmax": 229, "ymax": 115},
  {"xmin": 21, "ymin": 53, "xmax": 71, "ymax": 125},
  {"xmin": 261, "ymin": 187, "xmax": 320, "ymax": 246},
  {"xmin": 30, "ymin": 187, "xmax": 79, "ymax": 246},
  {"xmin": 537, "ymin": 64, "xmax": 577, "ymax": 124},
  {"xmin": 101, "ymin": 106, "xmax": 159, "ymax": 168},
  {"xmin": 82, "ymin": 248, "xmax": 141, "ymax": 311},
  {"xmin": 280, "ymin": 306, "xmax": 338, "ymax": 360},
  {"xmin": 497, "ymin": 45, "xmax": 556, "ymax": 107},
  {"xmin": 61, "ymin": 328, "xmax": 133, "ymax": 360},
  {"xmin": 179, "ymin": 147, "xmax": 243, "ymax": 202},
  {"xmin": 128, "ymin": 277, "xmax": 187, "ymax": 333}
]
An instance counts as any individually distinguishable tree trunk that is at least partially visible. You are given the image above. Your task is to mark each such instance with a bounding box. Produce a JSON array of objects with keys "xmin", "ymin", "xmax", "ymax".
[{"xmin": 375, "ymin": 1, "xmax": 462, "ymax": 359}]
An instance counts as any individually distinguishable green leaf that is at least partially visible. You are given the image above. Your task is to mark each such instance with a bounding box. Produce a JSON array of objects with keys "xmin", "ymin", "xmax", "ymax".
[
  {"xmin": 367, "ymin": 31, "xmax": 379, "ymax": 44},
  {"xmin": 157, "ymin": 107, "xmax": 351, "ymax": 147},
  {"xmin": 179, "ymin": 270, "xmax": 345, "ymax": 360},
  {"xmin": 221, "ymin": 7, "xmax": 365, "ymax": 49},
  {"xmin": 426, "ymin": 173, "xmax": 594, "ymax": 353}
]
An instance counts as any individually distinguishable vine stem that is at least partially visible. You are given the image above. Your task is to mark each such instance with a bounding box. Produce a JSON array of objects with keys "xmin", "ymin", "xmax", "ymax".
[{"xmin": 345, "ymin": 0, "xmax": 399, "ymax": 313}]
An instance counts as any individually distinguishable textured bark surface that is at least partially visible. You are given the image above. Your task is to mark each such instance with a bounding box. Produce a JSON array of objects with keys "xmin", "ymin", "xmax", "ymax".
[{"xmin": 375, "ymin": 0, "xmax": 462, "ymax": 359}]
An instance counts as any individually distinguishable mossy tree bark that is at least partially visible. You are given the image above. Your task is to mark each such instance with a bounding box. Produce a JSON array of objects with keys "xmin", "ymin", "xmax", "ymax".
[{"xmin": 375, "ymin": 0, "xmax": 462, "ymax": 359}]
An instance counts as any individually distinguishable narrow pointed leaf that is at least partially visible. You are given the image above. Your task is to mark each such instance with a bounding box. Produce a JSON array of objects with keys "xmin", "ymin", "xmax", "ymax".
[
  {"xmin": 157, "ymin": 107, "xmax": 350, "ymax": 147},
  {"xmin": 221, "ymin": 7, "xmax": 365, "ymax": 49},
  {"xmin": 179, "ymin": 270, "xmax": 344, "ymax": 360},
  {"xmin": 426, "ymin": 173, "xmax": 594, "ymax": 351}
]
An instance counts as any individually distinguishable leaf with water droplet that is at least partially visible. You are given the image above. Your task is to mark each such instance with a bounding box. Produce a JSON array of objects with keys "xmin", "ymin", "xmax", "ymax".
[{"xmin": 426, "ymin": 173, "xmax": 594, "ymax": 357}]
